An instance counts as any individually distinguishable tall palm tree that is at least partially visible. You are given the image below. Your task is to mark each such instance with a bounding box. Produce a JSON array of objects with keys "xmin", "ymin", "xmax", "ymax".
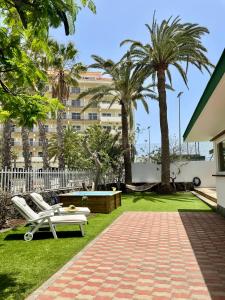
[
  {"xmin": 122, "ymin": 16, "xmax": 213, "ymax": 192},
  {"xmin": 48, "ymin": 41, "xmax": 86, "ymax": 169},
  {"xmin": 38, "ymin": 120, "xmax": 50, "ymax": 169},
  {"xmin": 21, "ymin": 126, "xmax": 32, "ymax": 169},
  {"xmin": 77, "ymin": 54, "xmax": 155, "ymax": 183},
  {"xmin": 1, "ymin": 119, "xmax": 13, "ymax": 169}
]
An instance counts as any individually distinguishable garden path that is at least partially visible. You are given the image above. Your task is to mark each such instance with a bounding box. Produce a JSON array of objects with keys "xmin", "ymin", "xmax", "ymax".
[{"xmin": 27, "ymin": 212, "xmax": 225, "ymax": 300}]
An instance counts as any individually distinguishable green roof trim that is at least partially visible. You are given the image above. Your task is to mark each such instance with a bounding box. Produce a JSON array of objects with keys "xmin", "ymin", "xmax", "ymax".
[{"xmin": 183, "ymin": 49, "xmax": 225, "ymax": 140}]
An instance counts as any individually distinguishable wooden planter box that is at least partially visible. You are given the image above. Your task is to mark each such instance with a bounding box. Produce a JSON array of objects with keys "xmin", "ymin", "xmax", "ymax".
[{"xmin": 58, "ymin": 191, "xmax": 122, "ymax": 214}]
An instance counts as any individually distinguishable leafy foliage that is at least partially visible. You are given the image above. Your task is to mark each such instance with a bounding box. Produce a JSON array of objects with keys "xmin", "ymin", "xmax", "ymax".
[
  {"xmin": 78, "ymin": 54, "xmax": 156, "ymax": 127},
  {"xmin": 0, "ymin": 0, "xmax": 96, "ymax": 36},
  {"xmin": 121, "ymin": 15, "xmax": 214, "ymax": 86},
  {"xmin": 48, "ymin": 125, "xmax": 123, "ymax": 176}
]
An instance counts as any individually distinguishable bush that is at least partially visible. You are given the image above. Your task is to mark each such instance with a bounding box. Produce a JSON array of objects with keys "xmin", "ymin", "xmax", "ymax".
[{"xmin": 0, "ymin": 191, "xmax": 12, "ymax": 229}]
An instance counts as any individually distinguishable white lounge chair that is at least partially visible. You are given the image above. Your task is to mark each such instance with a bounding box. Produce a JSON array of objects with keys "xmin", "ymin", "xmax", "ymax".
[
  {"xmin": 11, "ymin": 196, "xmax": 87, "ymax": 241},
  {"xmin": 30, "ymin": 192, "xmax": 90, "ymax": 216}
]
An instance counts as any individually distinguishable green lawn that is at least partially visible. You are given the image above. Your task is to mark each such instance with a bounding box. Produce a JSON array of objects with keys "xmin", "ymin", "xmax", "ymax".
[{"xmin": 0, "ymin": 192, "xmax": 212, "ymax": 300}]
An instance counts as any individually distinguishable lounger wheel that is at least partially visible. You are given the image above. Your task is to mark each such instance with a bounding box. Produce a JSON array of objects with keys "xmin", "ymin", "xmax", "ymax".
[{"xmin": 24, "ymin": 232, "xmax": 33, "ymax": 241}]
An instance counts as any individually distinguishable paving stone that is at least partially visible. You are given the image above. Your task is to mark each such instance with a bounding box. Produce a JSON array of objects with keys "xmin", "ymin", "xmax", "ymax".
[{"xmin": 26, "ymin": 212, "xmax": 225, "ymax": 300}]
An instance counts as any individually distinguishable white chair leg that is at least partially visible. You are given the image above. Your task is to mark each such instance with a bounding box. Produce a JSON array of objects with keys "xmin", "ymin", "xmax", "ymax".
[
  {"xmin": 31, "ymin": 218, "xmax": 47, "ymax": 235},
  {"xmin": 47, "ymin": 218, "xmax": 58, "ymax": 239},
  {"xmin": 79, "ymin": 224, "xmax": 85, "ymax": 237}
]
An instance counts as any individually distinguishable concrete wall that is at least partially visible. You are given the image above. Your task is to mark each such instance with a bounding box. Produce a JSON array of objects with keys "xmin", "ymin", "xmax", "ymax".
[{"xmin": 132, "ymin": 160, "xmax": 216, "ymax": 187}]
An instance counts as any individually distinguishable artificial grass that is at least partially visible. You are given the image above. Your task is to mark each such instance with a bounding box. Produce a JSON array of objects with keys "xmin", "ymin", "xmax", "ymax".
[{"xmin": 0, "ymin": 192, "xmax": 212, "ymax": 300}]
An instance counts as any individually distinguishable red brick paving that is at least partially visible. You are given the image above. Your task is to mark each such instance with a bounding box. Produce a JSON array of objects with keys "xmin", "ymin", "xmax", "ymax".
[{"xmin": 27, "ymin": 212, "xmax": 225, "ymax": 300}]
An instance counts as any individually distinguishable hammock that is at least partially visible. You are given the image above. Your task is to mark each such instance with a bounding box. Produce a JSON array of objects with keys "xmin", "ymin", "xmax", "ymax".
[{"xmin": 126, "ymin": 183, "xmax": 159, "ymax": 192}]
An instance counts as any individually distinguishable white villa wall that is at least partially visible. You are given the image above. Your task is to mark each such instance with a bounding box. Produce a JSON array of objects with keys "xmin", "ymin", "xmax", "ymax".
[
  {"xmin": 216, "ymin": 178, "xmax": 225, "ymax": 208},
  {"xmin": 132, "ymin": 160, "xmax": 216, "ymax": 187},
  {"xmin": 214, "ymin": 134, "xmax": 225, "ymax": 209}
]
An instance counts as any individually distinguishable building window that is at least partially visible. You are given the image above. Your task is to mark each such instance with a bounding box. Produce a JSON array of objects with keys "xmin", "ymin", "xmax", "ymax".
[
  {"xmin": 118, "ymin": 113, "xmax": 121, "ymax": 117},
  {"xmin": 29, "ymin": 139, "xmax": 33, "ymax": 146},
  {"xmin": 218, "ymin": 140, "xmax": 225, "ymax": 171},
  {"xmin": 38, "ymin": 152, "xmax": 43, "ymax": 157},
  {"xmin": 11, "ymin": 138, "xmax": 15, "ymax": 146},
  {"xmin": 62, "ymin": 112, "xmax": 67, "ymax": 119},
  {"xmin": 72, "ymin": 99, "xmax": 81, "ymax": 107},
  {"xmin": 102, "ymin": 113, "xmax": 111, "ymax": 117},
  {"xmin": 71, "ymin": 87, "xmax": 80, "ymax": 94},
  {"xmin": 11, "ymin": 124, "xmax": 16, "ymax": 132},
  {"xmin": 72, "ymin": 125, "xmax": 81, "ymax": 131},
  {"xmin": 88, "ymin": 113, "xmax": 98, "ymax": 120},
  {"xmin": 39, "ymin": 139, "xmax": 48, "ymax": 146},
  {"xmin": 72, "ymin": 113, "xmax": 81, "ymax": 120},
  {"xmin": 29, "ymin": 152, "xmax": 33, "ymax": 157},
  {"xmin": 44, "ymin": 125, "xmax": 49, "ymax": 132}
]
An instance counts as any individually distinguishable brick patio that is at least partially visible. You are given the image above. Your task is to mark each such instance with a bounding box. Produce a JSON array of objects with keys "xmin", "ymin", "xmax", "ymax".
[{"xmin": 27, "ymin": 212, "xmax": 225, "ymax": 300}]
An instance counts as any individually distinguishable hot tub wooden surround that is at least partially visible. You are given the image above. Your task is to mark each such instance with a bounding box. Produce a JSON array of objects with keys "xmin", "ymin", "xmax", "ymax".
[{"xmin": 58, "ymin": 191, "xmax": 122, "ymax": 214}]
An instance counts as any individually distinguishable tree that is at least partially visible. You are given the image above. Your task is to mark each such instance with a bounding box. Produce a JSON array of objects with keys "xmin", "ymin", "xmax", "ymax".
[
  {"xmin": 48, "ymin": 127, "xmax": 89, "ymax": 170},
  {"xmin": 0, "ymin": 0, "xmax": 95, "ymax": 169},
  {"xmin": 77, "ymin": 54, "xmax": 155, "ymax": 183},
  {"xmin": 48, "ymin": 125, "xmax": 123, "ymax": 188},
  {"xmin": 1, "ymin": 93, "xmax": 62, "ymax": 169},
  {"xmin": 48, "ymin": 41, "xmax": 86, "ymax": 169},
  {"xmin": 0, "ymin": 0, "xmax": 96, "ymax": 36},
  {"xmin": 1, "ymin": 119, "xmax": 13, "ymax": 169},
  {"xmin": 122, "ymin": 15, "xmax": 213, "ymax": 192}
]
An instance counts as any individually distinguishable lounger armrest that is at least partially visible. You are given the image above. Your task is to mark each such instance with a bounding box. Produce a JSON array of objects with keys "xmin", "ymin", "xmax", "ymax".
[
  {"xmin": 29, "ymin": 212, "xmax": 53, "ymax": 223},
  {"xmin": 51, "ymin": 203, "xmax": 63, "ymax": 209}
]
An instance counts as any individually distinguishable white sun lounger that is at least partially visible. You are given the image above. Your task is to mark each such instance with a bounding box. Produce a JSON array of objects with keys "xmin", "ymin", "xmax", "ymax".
[
  {"xmin": 11, "ymin": 196, "xmax": 87, "ymax": 241},
  {"xmin": 30, "ymin": 192, "xmax": 90, "ymax": 216}
]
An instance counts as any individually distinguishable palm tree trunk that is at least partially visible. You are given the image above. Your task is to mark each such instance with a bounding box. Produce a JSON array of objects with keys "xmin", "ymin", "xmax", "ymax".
[
  {"xmin": 56, "ymin": 110, "xmax": 65, "ymax": 169},
  {"xmin": 121, "ymin": 102, "xmax": 132, "ymax": 184},
  {"xmin": 53, "ymin": 70, "xmax": 65, "ymax": 170},
  {"xmin": 2, "ymin": 119, "xmax": 13, "ymax": 169},
  {"xmin": 157, "ymin": 69, "xmax": 172, "ymax": 193},
  {"xmin": 21, "ymin": 126, "xmax": 32, "ymax": 169},
  {"xmin": 38, "ymin": 120, "xmax": 50, "ymax": 169}
]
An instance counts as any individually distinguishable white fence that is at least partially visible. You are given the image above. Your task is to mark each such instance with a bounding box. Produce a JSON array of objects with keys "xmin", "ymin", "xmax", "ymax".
[
  {"xmin": 0, "ymin": 169, "xmax": 116, "ymax": 194},
  {"xmin": 132, "ymin": 161, "xmax": 216, "ymax": 187}
]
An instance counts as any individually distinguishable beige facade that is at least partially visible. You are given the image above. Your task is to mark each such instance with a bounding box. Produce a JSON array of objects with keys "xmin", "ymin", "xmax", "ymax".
[{"xmin": 1, "ymin": 72, "xmax": 122, "ymax": 168}]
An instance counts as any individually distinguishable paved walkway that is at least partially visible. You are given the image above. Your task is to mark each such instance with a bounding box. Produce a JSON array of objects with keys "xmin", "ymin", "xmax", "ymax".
[{"xmin": 27, "ymin": 212, "xmax": 225, "ymax": 300}]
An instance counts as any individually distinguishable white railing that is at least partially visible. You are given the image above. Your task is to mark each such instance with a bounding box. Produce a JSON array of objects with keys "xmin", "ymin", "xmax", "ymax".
[
  {"xmin": 0, "ymin": 168, "xmax": 120, "ymax": 194},
  {"xmin": 0, "ymin": 169, "xmax": 92, "ymax": 194}
]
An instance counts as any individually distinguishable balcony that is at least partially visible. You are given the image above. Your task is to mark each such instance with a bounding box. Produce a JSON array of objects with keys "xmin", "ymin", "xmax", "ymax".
[
  {"xmin": 100, "ymin": 116, "xmax": 121, "ymax": 123},
  {"xmin": 99, "ymin": 102, "xmax": 121, "ymax": 110}
]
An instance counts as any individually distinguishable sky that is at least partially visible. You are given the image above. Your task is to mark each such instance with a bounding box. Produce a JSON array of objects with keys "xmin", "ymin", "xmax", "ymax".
[{"xmin": 51, "ymin": 0, "xmax": 225, "ymax": 157}]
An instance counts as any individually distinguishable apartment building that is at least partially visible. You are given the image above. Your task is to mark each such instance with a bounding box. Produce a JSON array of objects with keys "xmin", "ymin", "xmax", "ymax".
[{"xmin": 2, "ymin": 72, "xmax": 122, "ymax": 167}]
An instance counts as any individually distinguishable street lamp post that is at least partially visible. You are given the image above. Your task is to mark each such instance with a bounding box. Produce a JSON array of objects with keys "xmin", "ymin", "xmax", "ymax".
[{"xmin": 177, "ymin": 92, "xmax": 183, "ymax": 159}]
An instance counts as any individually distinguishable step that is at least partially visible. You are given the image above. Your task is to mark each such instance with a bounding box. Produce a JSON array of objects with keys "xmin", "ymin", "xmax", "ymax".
[
  {"xmin": 194, "ymin": 188, "xmax": 217, "ymax": 203},
  {"xmin": 192, "ymin": 191, "xmax": 217, "ymax": 209}
]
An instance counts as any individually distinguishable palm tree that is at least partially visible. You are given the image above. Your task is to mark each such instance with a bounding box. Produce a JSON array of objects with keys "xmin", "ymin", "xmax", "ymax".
[
  {"xmin": 48, "ymin": 41, "xmax": 86, "ymax": 169},
  {"xmin": 1, "ymin": 119, "xmax": 13, "ymax": 169},
  {"xmin": 21, "ymin": 126, "xmax": 32, "ymax": 169},
  {"xmin": 38, "ymin": 120, "xmax": 50, "ymax": 169},
  {"xmin": 122, "ymin": 16, "xmax": 213, "ymax": 192},
  {"xmin": 77, "ymin": 54, "xmax": 155, "ymax": 183}
]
